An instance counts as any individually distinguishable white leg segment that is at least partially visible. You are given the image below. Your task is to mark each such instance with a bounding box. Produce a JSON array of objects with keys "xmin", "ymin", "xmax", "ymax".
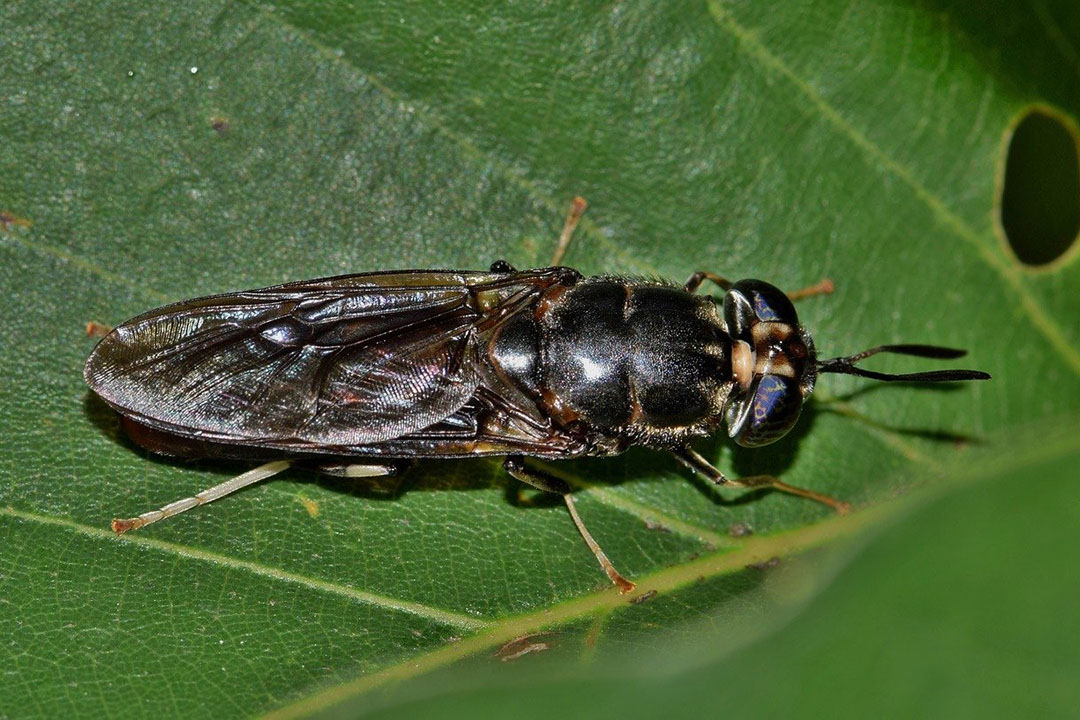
[{"xmin": 111, "ymin": 459, "xmax": 293, "ymax": 533}]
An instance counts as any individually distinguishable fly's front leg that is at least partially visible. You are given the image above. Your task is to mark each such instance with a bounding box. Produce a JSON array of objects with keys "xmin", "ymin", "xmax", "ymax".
[
  {"xmin": 684, "ymin": 271, "xmax": 732, "ymax": 294},
  {"xmin": 684, "ymin": 271, "xmax": 833, "ymax": 300},
  {"xmin": 503, "ymin": 456, "xmax": 635, "ymax": 593},
  {"xmin": 672, "ymin": 446, "xmax": 851, "ymax": 515},
  {"xmin": 786, "ymin": 278, "xmax": 834, "ymax": 301}
]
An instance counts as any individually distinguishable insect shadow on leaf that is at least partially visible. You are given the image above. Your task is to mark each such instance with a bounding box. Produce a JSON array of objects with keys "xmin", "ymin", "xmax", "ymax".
[{"xmin": 816, "ymin": 381, "xmax": 986, "ymax": 446}]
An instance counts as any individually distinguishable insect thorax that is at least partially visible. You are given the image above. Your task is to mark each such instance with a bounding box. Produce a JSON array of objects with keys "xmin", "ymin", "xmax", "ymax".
[{"xmin": 490, "ymin": 278, "xmax": 732, "ymax": 451}]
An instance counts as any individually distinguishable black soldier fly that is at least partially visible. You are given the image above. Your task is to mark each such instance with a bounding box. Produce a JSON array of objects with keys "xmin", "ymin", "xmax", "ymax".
[{"xmin": 85, "ymin": 198, "xmax": 989, "ymax": 591}]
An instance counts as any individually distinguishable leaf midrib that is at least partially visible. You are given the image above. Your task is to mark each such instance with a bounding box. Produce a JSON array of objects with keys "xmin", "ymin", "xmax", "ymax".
[
  {"xmin": 0, "ymin": 487, "xmax": 892, "ymax": 652},
  {"xmin": 262, "ymin": 423, "xmax": 1080, "ymax": 718},
  {"xmin": 266, "ymin": 501, "xmax": 894, "ymax": 719}
]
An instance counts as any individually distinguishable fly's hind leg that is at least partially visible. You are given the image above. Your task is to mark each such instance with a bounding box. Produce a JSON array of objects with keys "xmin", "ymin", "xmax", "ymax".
[
  {"xmin": 503, "ymin": 455, "xmax": 635, "ymax": 593},
  {"xmin": 684, "ymin": 271, "xmax": 834, "ymax": 300},
  {"xmin": 673, "ymin": 446, "xmax": 851, "ymax": 515},
  {"xmin": 111, "ymin": 459, "xmax": 412, "ymax": 534},
  {"xmin": 111, "ymin": 459, "xmax": 294, "ymax": 533}
]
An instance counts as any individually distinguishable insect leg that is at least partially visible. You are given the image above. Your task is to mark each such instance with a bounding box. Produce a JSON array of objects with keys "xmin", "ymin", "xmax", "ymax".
[
  {"xmin": 785, "ymin": 278, "xmax": 835, "ymax": 301},
  {"xmin": 309, "ymin": 461, "xmax": 412, "ymax": 478},
  {"xmin": 503, "ymin": 456, "xmax": 635, "ymax": 593},
  {"xmin": 672, "ymin": 446, "xmax": 851, "ymax": 515},
  {"xmin": 85, "ymin": 320, "xmax": 113, "ymax": 338},
  {"xmin": 305, "ymin": 460, "xmax": 413, "ymax": 498},
  {"xmin": 110, "ymin": 459, "xmax": 293, "ymax": 534},
  {"xmin": 684, "ymin": 271, "xmax": 733, "ymax": 294},
  {"xmin": 549, "ymin": 196, "xmax": 588, "ymax": 267},
  {"xmin": 685, "ymin": 272, "xmax": 833, "ymax": 300}
]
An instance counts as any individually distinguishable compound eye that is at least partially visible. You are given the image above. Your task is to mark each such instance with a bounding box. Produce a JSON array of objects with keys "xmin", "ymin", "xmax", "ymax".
[
  {"xmin": 724, "ymin": 280, "xmax": 799, "ymax": 341},
  {"xmin": 726, "ymin": 374, "xmax": 804, "ymax": 447}
]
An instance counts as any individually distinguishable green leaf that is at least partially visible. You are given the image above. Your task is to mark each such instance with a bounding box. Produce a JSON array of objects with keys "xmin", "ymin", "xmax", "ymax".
[{"xmin": 1, "ymin": 0, "xmax": 1077, "ymax": 717}]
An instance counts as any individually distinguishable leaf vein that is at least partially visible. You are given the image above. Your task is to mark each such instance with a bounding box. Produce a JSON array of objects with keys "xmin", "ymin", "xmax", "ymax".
[
  {"xmin": 1033, "ymin": 0, "xmax": 1080, "ymax": 84},
  {"xmin": 1, "ymin": 506, "xmax": 487, "ymax": 632}
]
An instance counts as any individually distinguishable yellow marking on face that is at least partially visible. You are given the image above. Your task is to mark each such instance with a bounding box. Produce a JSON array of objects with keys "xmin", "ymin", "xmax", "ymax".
[{"xmin": 732, "ymin": 340, "xmax": 755, "ymax": 390}]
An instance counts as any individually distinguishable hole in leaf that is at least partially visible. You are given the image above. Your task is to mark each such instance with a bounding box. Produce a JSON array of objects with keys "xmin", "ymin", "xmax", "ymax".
[{"xmin": 1000, "ymin": 109, "xmax": 1080, "ymax": 266}]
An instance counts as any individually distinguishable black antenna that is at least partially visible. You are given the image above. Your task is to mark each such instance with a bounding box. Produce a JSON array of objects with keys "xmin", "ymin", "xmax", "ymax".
[{"xmin": 817, "ymin": 344, "xmax": 991, "ymax": 382}]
